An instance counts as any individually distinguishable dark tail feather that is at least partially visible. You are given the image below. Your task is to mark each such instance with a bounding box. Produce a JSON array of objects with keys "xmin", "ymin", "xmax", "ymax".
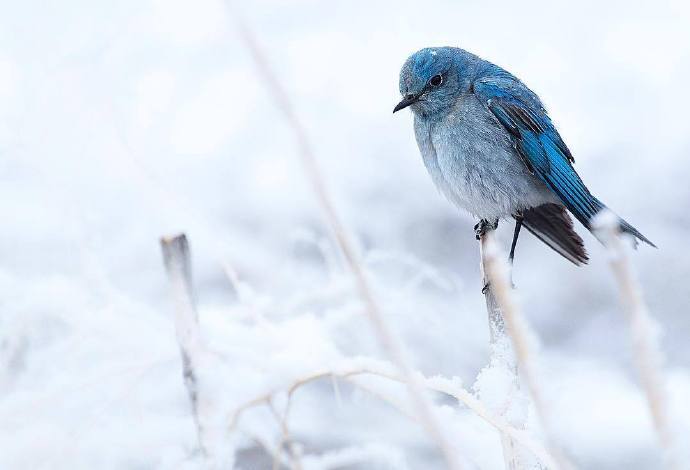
[
  {"xmin": 521, "ymin": 204, "xmax": 589, "ymax": 265},
  {"xmin": 588, "ymin": 198, "xmax": 656, "ymax": 248}
]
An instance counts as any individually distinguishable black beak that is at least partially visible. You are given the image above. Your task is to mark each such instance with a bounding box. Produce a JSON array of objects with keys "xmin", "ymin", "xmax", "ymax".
[{"xmin": 393, "ymin": 93, "xmax": 419, "ymax": 113}]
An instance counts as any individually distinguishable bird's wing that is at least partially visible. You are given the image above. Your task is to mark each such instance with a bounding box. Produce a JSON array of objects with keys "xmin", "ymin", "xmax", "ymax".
[
  {"xmin": 472, "ymin": 75, "xmax": 600, "ymax": 228},
  {"xmin": 520, "ymin": 204, "xmax": 588, "ymax": 265}
]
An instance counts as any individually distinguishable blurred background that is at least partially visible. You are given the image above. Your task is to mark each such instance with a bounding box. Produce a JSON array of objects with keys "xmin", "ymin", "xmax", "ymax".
[{"xmin": 0, "ymin": 0, "xmax": 689, "ymax": 468}]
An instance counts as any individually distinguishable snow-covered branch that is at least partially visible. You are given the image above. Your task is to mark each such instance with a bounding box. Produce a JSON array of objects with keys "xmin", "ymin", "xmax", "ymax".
[
  {"xmin": 228, "ymin": 358, "xmax": 559, "ymax": 469},
  {"xmin": 479, "ymin": 227, "xmax": 573, "ymax": 470},
  {"xmin": 593, "ymin": 211, "xmax": 678, "ymax": 469}
]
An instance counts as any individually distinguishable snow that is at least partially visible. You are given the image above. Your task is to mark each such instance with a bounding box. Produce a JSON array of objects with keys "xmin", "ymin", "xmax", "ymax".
[{"xmin": 1, "ymin": 0, "xmax": 690, "ymax": 469}]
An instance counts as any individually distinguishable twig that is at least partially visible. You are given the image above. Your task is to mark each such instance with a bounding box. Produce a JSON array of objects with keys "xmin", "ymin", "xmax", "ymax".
[
  {"xmin": 267, "ymin": 399, "xmax": 303, "ymax": 470},
  {"xmin": 225, "ymin": 5, "xmax": 464, "ymax": 469},
  {"xmin": 227, "ymin": 361, "xmax": 559, "ymax": 469},
  {"xmin": 479, "ymin": 227, "xmax": 529, "ymax": 470},
  {"xmin": 593, "ymin": 211, "xmax": 678, "ymax": 469},
  {"xmin": 245, "ymin": 431, "xmax": 294, "ymax": 470},
  {"xmin": 160, "ymin": 234, "xmax": 211, "ymax": 459},
  {"xmin": 480, "ymin": 227, "xmax": 573, "ymax": 470}
]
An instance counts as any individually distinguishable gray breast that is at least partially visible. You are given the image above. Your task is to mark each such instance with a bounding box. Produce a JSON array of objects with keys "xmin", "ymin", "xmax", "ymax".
[{"xmin": 414, "ymin": 94, "xmax": 556, "ymax": 220}]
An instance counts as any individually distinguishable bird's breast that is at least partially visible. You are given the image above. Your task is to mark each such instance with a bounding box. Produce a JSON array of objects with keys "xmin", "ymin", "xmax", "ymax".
[{"xmin": 413, "ymin": 95, "xmax": 554, "ymax": 219}]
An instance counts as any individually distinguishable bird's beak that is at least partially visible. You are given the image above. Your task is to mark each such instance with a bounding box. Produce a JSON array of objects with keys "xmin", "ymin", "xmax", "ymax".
[{"xmin": 393, "ymin": 93, "xmax": 419, "ymax": 113}]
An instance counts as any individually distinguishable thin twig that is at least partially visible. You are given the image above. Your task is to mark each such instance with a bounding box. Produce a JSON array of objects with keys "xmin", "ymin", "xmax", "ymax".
[
  {"xmin": 225, "ymin": 5, "xmax": 464, "ymax": 469},
  {"xmin": 593, "ymin": 212, "xmax": 678, "ymax": 469},
  {"xmin": 480, "ymin": 227, "xmax": 573, "ymax": 470},
  {"xmin": 267, "ymin": 399, "xmax": 303, "ymax": 470},
  {"xmin": 245, "ymin": 431, "xmax": 294, "ymax": 470},
  {"xmin": 227, "ymin": 361, "xmax": 559, "ymax": 468}
]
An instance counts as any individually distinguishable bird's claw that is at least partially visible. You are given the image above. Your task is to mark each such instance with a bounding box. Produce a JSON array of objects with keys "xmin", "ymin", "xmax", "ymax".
[
  {"xmin": 481, "ymin": 282, "xmax": 490, "ymax": 294},
  {"xmin": 475, "ymin": 219, "xmax": 498, "ymax": 240}
]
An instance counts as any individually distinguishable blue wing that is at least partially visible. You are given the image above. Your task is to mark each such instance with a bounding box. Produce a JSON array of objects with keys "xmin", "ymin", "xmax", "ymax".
[
  {"xmin": 473, "ymin": 74, "xmax": 654, "ymax": 247},
  {"xmin": 472, "ymin": 74, "xmax": 601, "ymax": 228}
]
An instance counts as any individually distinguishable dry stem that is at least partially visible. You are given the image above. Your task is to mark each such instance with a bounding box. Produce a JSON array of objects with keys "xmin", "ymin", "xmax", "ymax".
[
  {"xmin": 226, "ymin": 5, "xmax": 463, "ymax": 469},
  {"xmin": 478, "ymin": 227, "xmax": 524, "ymax": 470},
  {"xmin": 161, "ymin": 234, "xmax": 210, "ymax": 458},
  {"xmin": 228, "ymin": 361, "xmax": 559, "ymax": 469},
  {"xmin": 480, "ymin": 227, "xmax": 573, "ymax": 470},
  {"xmin": 594, "ymin": 212, "xmax": 678, "ymax": 469}
]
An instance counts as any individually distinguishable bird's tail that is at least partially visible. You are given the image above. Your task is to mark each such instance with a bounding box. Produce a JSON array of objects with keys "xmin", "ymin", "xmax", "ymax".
[
  {"xmin": 521, "ymin": 197, "xmax": 655, "ymax": 265},
  {"xmin": 521, "ymin": 204, "xmax": 588, "ymax": 265},
  {"xmin": 585, "ymin": 197, "xmax": 656, "ymax": 247}
]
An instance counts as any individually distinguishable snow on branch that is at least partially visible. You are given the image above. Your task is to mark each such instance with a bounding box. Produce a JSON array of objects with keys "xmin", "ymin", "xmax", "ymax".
[
  {"xmin": 228, "ymin": 358, "xmax": 559, "ymax": 469},
  {"xmin": 479, "ymin": 227, "xmax": 573, "ymax": 470}
]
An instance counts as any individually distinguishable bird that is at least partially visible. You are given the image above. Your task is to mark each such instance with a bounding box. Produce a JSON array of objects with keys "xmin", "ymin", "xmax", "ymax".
[{"xmin": 393, "ymin": 47, "xmax": 654, "ymax": 265}]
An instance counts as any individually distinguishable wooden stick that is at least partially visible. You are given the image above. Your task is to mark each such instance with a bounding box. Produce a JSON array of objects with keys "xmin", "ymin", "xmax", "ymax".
[{"xmin": 160, "ymin": 234, "xmax": 209, "ymax": 459}]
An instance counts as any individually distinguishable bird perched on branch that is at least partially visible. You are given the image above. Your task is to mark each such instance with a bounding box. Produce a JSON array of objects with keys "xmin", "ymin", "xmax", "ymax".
[{"xmin": 394, "ymin": 47, "xmax": 654, "ymax": 265}]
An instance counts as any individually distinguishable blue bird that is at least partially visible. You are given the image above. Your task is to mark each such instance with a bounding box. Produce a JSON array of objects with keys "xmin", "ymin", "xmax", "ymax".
[{"xmin": 394, "ymin": 47, "xmax": 654, "ymax": 265}]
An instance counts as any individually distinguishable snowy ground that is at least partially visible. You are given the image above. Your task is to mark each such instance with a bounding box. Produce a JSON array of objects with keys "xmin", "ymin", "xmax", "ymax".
[{"xmin": 0, "ymin": 0, "xmax": 689, "ymax": 469}]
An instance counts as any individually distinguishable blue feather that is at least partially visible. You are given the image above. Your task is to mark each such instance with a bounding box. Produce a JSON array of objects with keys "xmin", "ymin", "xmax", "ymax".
[
  {"xmin": 477, "ymin": 79, "xmax": 594, "ymax": 220},
  {"xmin": 474, "ymin": 74, "xmax": 654, "ymax": 246}
]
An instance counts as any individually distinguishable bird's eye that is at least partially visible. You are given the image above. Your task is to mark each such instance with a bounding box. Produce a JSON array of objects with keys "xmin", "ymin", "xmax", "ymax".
[{"xmin": 429, "ymin": 74, "xmax": 443, "ymax": 87}]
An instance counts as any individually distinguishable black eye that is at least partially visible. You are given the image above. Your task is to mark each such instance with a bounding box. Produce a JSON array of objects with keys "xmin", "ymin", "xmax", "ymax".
[{"xmin": 429, "ymin": 74, "xmax": 443, "ymax": 87}]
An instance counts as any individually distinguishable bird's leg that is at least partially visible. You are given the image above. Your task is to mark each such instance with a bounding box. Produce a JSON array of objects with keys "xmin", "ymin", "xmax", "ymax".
[
  {"xmin": 474, "ymin": 218, "xmax": 499, "ymax": 240},
  {"xmin": 509, "ymin": 215, "xmax": 523, "ymax": 265},
  {"xmin": 475, "ymin": 218, "xmax": 499, "ymax": 293},
  {"xmin": 508, "ymin": 215, "xmax": 523, "ymax": 290}
]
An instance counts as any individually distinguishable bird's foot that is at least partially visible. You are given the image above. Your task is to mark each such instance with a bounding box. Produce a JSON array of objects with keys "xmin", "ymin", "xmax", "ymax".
[
  {"xmin": 481, "ymin": 282, "xmax": 490, "ymax": 295},
  {"xmin": 475, "ymin": 219, "xmax": 499, "ymax": 240}
]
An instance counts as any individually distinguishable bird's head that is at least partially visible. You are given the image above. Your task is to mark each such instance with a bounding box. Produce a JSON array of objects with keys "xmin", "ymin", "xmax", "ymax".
[{"xmin": 394, "ymin": 47, "xmax": 466, "ymax": 117}]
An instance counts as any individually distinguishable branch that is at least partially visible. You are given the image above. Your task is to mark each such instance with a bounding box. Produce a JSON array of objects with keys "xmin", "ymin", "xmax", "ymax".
[
  {"xmin": 227, "ymin": 360, "xmax": 559, "ymax": 469},
  {"xmin": 593, "ymin": 211, "xmax": 678, "ymax": 469},
  {"xmin": 479, "ymin": 227, "xmax": 530, "ymax": 470},
  {"xmin": 267, "ymin": 399, "xmax": 303, "ymax": 470},
  {"xmin": 480, "ymin": 227, "xmax": 573, "ymax": 470},
  {"xmin": 160, "ymin": 234, "xmax": 210, "ymax": 459}
]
